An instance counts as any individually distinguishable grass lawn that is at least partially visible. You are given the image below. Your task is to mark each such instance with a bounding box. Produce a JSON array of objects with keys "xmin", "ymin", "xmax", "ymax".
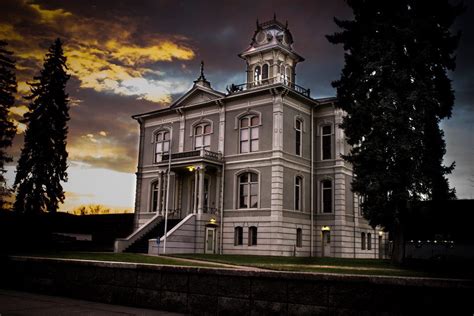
[
  {"xmin": 12, "ymin": 252, "xmax": 218, "ymax": 268},
  {"xmin": 172, "ymin": 254, "xmax": 472, "ymax": 278}
]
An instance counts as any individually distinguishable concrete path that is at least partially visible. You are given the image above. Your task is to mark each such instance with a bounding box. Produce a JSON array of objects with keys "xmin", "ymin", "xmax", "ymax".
[
  {"xmin": 158, "ymin": 255, "xmax": 268, "ymax": 271},
  {"xmin": 0, "ymin": 289, "xmax": 183, "ymax": 316}
]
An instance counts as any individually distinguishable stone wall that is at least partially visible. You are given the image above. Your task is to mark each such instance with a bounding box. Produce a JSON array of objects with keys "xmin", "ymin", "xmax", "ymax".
[{"xmin": 1, "ymin": 256, "xmax": 473, "ymax": 315}]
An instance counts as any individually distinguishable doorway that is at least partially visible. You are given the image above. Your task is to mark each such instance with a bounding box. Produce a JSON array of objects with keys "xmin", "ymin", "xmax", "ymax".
[
  {"xmin": 205, "ymin": 227, "xmax": 216, "ymax": 254},
  {"xmin": 322, "ymin": 231, "xmax": 331, "ymax": 257}
]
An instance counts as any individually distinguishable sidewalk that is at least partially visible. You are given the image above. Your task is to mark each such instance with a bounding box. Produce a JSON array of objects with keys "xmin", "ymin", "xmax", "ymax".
[{"xmin": 0, "ymin": 289, "xmax": 183, "ymax": 316}]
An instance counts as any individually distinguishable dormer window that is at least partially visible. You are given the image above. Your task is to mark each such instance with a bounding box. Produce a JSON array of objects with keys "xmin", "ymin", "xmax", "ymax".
[
  {"xmin": 194, "ymin": 123, "xmax": 211, "ymax": 150},
  {"xmin": 155, "ymin": 130, "xmax": 170, "ymax": 162}
]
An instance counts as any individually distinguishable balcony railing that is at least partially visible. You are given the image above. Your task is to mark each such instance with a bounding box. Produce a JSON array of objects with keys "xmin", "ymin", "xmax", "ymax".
[
  {"xmin": 226, "ymin": 76, "xmax": 311, "ymax": 97},
  {"xmin": 161, "ymin": 149, "xmax": 223, "ymax": 163}
]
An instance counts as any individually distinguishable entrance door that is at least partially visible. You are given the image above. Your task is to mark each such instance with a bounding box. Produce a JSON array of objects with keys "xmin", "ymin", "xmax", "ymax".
[
  {"xmin": 205, "ymin": 227, "xmax": 216, "ymax": 254},
  {"xmin": 322, "ymin": 231, "xmax": 331, "ymax": 257}
]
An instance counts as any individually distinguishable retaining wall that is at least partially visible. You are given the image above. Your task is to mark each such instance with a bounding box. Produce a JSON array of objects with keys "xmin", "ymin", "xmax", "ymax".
[{"xmin": 1, "ymin": 256, "xmax": 473, "ymax": 315}]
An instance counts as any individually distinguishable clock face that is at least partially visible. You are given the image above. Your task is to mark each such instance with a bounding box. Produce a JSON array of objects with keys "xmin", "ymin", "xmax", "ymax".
[{"xmin": 256, "ymin": 31, "xmax": 266, "ymax": 44}]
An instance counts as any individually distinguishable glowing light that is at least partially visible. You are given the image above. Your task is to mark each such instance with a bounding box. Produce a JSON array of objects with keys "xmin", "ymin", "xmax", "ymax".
[
  {"xmin": 321, "ymin": 226, "xmax": 330, "ymax": 231},
  {"xmin": 187, "ymin": 166, "xmax": 196, "ymax": 172}
]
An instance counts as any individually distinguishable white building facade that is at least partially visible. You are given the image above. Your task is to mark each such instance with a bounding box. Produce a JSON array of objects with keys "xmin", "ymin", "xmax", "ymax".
[{"xmin": 116, "ymin": 18, "xmax": 386, "ymax": 258}]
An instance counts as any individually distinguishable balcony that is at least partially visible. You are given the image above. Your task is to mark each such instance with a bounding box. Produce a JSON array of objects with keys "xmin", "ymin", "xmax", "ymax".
[
  {"xmin": 226, "ymin": 76, "xmax": 311, "ymax": 98},
  {"xmin": 160, "ymin": 149, "xmax": 223, "ymax": 165}
]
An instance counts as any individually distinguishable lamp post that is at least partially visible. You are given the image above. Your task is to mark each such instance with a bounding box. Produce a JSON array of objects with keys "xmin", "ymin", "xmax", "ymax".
[{"xmin": 163, "ymin": 128, "xmax": 173, "ymax": 254}]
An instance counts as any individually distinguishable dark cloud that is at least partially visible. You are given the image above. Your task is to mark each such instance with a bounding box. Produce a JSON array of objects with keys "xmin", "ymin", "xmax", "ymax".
[{"xmin": 2, "ymin": 0, "xmax": 473, "ymax": 198}]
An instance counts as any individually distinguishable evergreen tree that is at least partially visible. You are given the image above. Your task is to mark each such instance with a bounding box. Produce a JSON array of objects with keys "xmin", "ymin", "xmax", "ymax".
[
  {"xmin": 327, "ymin": 1, "xmax": 462, "ymax": 262},
  {"xmin": 0, "ymin": 40, "xmax": 17, "ymax": 210},
  {"xmin": 14, "ymin": 38, "xmax": 70, "ymax": 214}
]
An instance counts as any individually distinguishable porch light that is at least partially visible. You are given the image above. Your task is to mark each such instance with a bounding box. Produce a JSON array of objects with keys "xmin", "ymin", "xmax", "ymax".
[
  {"xmin": 378, "ymin": 231, "xmax": 383, "ymax": 236},
  {"xmin": 321, "ymin": 226, "xmax": 330, "ymax": 231},
  {"xmin": 187, "ymin": 166, "xmax": 196, "ymax": 172},
  {"xmin": 209, "ymin": 218, "xmax": 217, "ymax": 225}
]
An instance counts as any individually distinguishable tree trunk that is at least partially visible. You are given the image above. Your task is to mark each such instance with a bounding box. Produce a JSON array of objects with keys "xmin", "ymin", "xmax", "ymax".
[{"xmin": 391, "ymin": 222, "xmax": 405, "ymax": 264}]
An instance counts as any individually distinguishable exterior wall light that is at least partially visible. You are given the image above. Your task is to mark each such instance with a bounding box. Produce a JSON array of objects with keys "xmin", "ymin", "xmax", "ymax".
[
  {"xmin": 321, "ymin": 226, "xmax": 330, "ymax": 231},
  {"xmin": 187, "ymin": 166, "xmax": 196, "ymax": 172}
]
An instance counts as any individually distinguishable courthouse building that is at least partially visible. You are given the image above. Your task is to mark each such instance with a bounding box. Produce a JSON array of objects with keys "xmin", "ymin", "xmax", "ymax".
[{"xmin": 115, "ymin": 17, "xmax": 385, "ymax": 258}]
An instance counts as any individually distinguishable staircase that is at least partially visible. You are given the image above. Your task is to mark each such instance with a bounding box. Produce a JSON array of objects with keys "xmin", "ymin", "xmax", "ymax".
[{"xmin": 124, "ymin": 219, "xmax": 181, "ymax": 253}]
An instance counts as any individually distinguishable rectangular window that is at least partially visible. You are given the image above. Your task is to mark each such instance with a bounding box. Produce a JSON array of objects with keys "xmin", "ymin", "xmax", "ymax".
[
  {"xmin": 322, "ymin": 180, "xmax": 332, "ymax": 213},
  {"xmin": 322, "ymin": 125, "xmax": 332, "ymax": 160},
  {"xmin": 367, "ymin": 233, "xmax": 372, "ymax": 250},
  {"xmin": 234, "ymin": 227, "xmax": 243, "ymax": 246},
  {"xmin": 249, "ymin": 226, "xmax": 258, "ymax": 246},
  {"xmin": 361, "ymin": 232, "xmax": 366, "ymax": 250},
  {"xmin": 296, "ymin": 119, "xmax": 302, "ymax": 156},
  {"xmin": 296, "ymin": 228, "xmax": 302, "ymax": 247}
]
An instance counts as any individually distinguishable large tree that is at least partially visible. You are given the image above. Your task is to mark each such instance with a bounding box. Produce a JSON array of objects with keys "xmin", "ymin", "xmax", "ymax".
[
  {"xmin": 0, "ymin": 40, "xmax": 17, "ymax": 210},
  {"xmin": 327, "ymin": 0, "xmax": 462, "ymax": 262},
  {"xmin": 14, "ymin": 38, "xmax": 70, "ymax": 214}
]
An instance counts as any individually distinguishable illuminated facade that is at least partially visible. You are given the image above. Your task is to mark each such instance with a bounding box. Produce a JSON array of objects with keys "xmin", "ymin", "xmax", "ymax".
[{"xmin": 117, "ymin": 17, "xmax": 385, "ymax": 258}]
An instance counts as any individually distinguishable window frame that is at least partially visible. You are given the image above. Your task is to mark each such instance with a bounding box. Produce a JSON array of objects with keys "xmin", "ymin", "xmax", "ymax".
[
  {"xmin": 234, "ymin": 226, "xmax": 243, "ymax": 246},
  {"xmin": 295, "ymin": 118, "xmax": 303, "ymax": 156},
  {"xmin": 321, "ymin": 125, "xmax": 332, "ymax": 160},
  {"xmin": 295, "ymin": 176, "xmax": 303, "ymax": 211},
  {"xmin": 248, "ymin": 226, "xmax": 258, "ymax": 246},
  {"xmin": 239, "ymin": 115, "xmax": 260, "ymax": 154},
  {"xmin": 237, "ymin": 171, "xmax": 259, "ymax": 209},
  {"xmin": 151, "ymin": 180, "xmax": 158, "ymax": 213},
  {"xmin": 193, "ymin": 122, "xmax": 212, "ymax": 151},
  {"xmin": 321, "ymin": 179, "xmax": 333, "ymax": 213},
  {"xmin": 361, "ymin": 232, "xmax": 366, "ymax": 250},
  {"xmin": 367, "ymin": 233, "xmax": 372, "ymax": 250},
  {"xmin": 153, "ymin": 129, "xmax": 170, "ymax": 163},
  {"xmin": 254, "ymin": 65, "xmax": 261, "ymax": 85},
  {"xmin": 296, "ymin": 228, "xmax": 303, "ymax": 248}
]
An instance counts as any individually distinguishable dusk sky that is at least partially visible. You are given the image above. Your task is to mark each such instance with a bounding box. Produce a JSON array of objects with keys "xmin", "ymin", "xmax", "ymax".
[{"xmin": 2, "ymin": 0, "xmax": 473, "ymax": 212}]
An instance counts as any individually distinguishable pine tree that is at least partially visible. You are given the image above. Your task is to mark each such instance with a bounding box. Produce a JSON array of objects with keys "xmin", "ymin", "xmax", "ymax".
[
  {"xmin": 14, "ymin": 38, "xmax": 70, "ymax": 214},
  {"xmin": 0, "ymin": 40, "xmax": 17, "ymax": 210},
  {"xmin": 327, "ymin": 0, "xmax": 462, "ymax": 262}
]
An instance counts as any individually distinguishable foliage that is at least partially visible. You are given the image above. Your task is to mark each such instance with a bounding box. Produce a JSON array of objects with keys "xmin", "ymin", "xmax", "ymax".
[
  {"xmin": 327, "ymin": 1, "xmax": 462, "ymax": 261},
  {"xmin": 14, "ymin": 38, "xmax": 70, "ymax": 214},
  {"xmin": 0, "ymin": 40, "xmax": 17, "ymax": 210}
]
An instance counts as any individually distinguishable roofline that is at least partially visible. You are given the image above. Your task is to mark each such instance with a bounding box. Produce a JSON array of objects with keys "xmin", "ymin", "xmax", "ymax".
[
  {"xmin": 238, "ymin": 44, "xmax": 305, "ymax": 63},
  {"xmin": 133, "ymin": 86, "xmax": 337, "ymax": 122}
]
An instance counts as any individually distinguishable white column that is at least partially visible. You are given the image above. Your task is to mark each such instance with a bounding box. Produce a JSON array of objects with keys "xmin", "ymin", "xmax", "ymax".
[
  {"xmin": 157, "ymin": 172, "xmax": 163, "ymax": 214},
  {"xmin": 193, "ymin": 169, "xmax": 199, "ymax": 214},
  {"xmin": 198, "ymin": 167, "xmax": 205, "ymax": 214},
  {"xmin": 179, "ymin": 114, "xmax": 185, "ymax": 152}
]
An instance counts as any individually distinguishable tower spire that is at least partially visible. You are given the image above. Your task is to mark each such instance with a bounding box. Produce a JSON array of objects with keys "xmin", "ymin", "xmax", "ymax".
[{"xmin": 194, "ymin": 60, "xmax": 211, "ymax": 88}]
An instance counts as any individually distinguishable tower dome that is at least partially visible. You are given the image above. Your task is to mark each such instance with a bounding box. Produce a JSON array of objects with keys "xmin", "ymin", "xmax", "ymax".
[{"xmin": 239, "ymin": 15, "xmax": 304, "ymax": 89}]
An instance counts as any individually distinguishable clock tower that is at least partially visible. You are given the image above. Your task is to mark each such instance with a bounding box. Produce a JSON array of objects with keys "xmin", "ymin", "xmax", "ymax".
[{"xmin": 239, "ymin": 15, "xmax": 304, "ymax": 89}]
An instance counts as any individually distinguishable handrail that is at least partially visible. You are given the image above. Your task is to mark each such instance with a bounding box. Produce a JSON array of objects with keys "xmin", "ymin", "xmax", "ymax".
[
  {"xmin": 161, "ymin": 149, "xmax": 223, "ymax": 162},
  {"xmin": 226, "ymin": 76, "xmax": 310, "ymax": 97},
  {"xmin": 114, "ymin": 213, "xmax": 162, "ymax": 252}
]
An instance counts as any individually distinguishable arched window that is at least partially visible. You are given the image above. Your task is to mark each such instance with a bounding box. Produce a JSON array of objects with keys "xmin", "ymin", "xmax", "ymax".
[
  {"xmin": 285, "ymin": 66, "xmax": 291, "ymax": 84},
  {"xmin": 194, "ymin": 122, "xmax": 211, "ymax": 150},
  {"xmin": 295, "ymin": 119, "xmax": 302, "ymax": 156},
  {"xmin": 239, "ymin": 115, "xmax": 259, "ymax": 153},
  {"xmin": 321, "ymin": 125, "xmax": 332, "ymax": 160},
  {"xmin": 262, "ymin": 64, "xmax": 269, "ymax": 82},
  {"xmin": 249, "ymin": 226, "xmax": 258, "ymax": 246},
  {"xmin": 296, "ymin": 228, "xmax": 302, "ymax": 248},
  {"xmin": 361, "ymin": 232, "xmax": 366, "ymax": 250},
  {"xmin": 367, "ymin": 233, "xmax": 372, "ymax": 250},
  {"xmin": 151, "ymin": 181, "xmax": 158, "ymax": 213},
  {"xmin": 234, "ymin": 226, "xmax": 243, "ymax": 245},
  {"xmin": 238, "ymin": 172, "xmax": 258, "ymax": 209},
  {"xmin": 155, "ymin": 130, "xmax": 170, "ymax": 162},
  {"xmin": 321, "ymin": 180, "xmax": 332, "ymax": 213},
  {"xmin": 295, "ymin": 176, "xmax": 302, "ymax": 211},
  {"xmin": 254, "ymin": 65, "xmax": 261, "ymax": 85}
]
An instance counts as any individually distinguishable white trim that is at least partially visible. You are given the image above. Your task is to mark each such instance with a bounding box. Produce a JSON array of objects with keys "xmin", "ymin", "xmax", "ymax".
[{"xmin": 189, "ymin": 118, "xmax": 214, "ymax": 137}]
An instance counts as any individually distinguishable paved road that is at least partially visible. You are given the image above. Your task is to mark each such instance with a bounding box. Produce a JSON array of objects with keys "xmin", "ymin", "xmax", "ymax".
[{"xmin": 0, "ymin": 289, "xmax": 184, "ymax": 316}]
